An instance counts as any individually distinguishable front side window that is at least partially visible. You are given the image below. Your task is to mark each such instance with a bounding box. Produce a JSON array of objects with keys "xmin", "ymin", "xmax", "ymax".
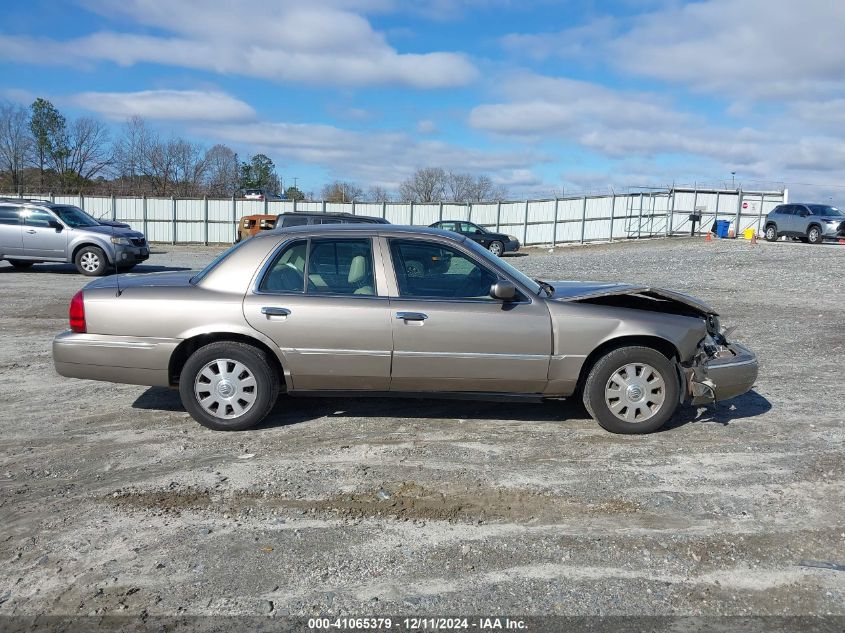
[
  {"xmin": 807, "ymin": 204, "xmax": 843, "ymax": 216},
  {"xmin": 389, "ymin": 239, "xmax": 498, "ymax": 300},
  {"xmin": 22, "ymin": 209, "xmax": 56, "ymax": 228},
  {"xmin": 259, "ymin": 238, "xmax": 375, "ymax": 296},
  {"xmin": 461, "ymin": 222, "xmax": 482, "ymax": 234}
]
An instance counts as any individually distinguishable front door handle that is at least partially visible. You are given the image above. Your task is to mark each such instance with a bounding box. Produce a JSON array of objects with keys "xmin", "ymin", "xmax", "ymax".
[
  {"xmin": 25, "ymin": 229, "xmax": 36, "ymax": 234},
  {"xmin": 261, "ymin": 306, "xmax": 291, "ymax": 317},
  {"xmin": 396, "ymin": 311, "xmax": 428, "ymax": 321}
]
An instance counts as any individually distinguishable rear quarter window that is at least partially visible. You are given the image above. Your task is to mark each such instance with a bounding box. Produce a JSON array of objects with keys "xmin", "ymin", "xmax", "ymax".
[{"xmin": 0, "ymin": 207, "xmax": 21, "ymax": 225}]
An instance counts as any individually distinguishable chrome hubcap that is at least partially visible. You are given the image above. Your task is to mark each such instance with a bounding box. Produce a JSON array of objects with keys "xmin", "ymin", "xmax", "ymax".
[
  {"xmin": 605, "ymin": 362, "xmax": 665, "ymax": 423},
  {"xmin": 766, "ymin": 227, "xmax": 775, "ymax": 239},
  {"xmin": 194, "ymin": 358, "xmax": 257, "ymax": 419},
  {"xmin": 490, "ymin": 243, "xmax": 502, "ymax": 255},
  {"xmin": 80, "ymin": 252, "xmax": 100, "ymax": 272}
]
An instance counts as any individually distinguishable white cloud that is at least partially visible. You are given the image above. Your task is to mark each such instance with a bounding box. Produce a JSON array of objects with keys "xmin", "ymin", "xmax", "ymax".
[
  {"xmin": 417, "ymin": 119, "xmax": 438, "ymax": 134},
  {"xmin": 0, "ymin": 1, "xmax": 478, "ymax": 89},
  {"xmin": 194, "ymin": 119, "xmax": 544, "ymax": 188},
  {"xmin": 70, "ymin": 90, "xmax": 256, "ymax": 122}
]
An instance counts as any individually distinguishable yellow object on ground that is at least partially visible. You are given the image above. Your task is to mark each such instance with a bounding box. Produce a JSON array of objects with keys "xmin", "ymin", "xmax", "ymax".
[{"xmin": 743, "ymin": 228, "xmax": 756, "ymax": 240}]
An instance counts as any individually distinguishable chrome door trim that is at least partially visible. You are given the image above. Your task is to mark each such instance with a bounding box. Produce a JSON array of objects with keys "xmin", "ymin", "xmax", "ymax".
[{"xmin": 394, "ymin": 350, "xmax": 549, "ymax": 361}]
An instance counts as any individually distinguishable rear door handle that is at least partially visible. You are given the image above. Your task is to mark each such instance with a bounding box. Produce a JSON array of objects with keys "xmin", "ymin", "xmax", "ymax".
[
  {"xmin": 396, "ymin": 311, "xmax": 428, "ymax": 321},
  {"xmin": 261, "ymin": 306, "xmax": 291, "ymax": 317}
]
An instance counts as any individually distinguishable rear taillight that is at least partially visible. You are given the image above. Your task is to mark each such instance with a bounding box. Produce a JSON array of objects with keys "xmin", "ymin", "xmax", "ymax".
[{"xmin": 69, "ymin": 290, "xmax": 86, "ymax": 333}]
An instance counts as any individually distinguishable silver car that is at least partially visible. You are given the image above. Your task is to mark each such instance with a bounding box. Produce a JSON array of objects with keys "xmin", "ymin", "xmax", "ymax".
[
  {"xmin": 52, "ymin": 225, "xmax": 758, "ymax": 434},
  {"xmin": 764, "ymin": 203, "xmax": 845, "ymax": 244},
  {"xmin": 0, "ymin": 198, "xmax": 149, "ymax": 275}
]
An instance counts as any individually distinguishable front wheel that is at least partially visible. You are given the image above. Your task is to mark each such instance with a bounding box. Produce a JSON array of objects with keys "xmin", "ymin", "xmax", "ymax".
[
  {"xmin": 764, "ymin": 224, "xmax": 778, "ymax": 242},
  {"xmin": 488, "ymin": 240, "xmax": 504, "ymax": 256},
  {"xmin": 74, "ymin": 246, "xmax": 108, "ymax": 276},
  {"xmin": 583, "ymin": 346, "xmax": 680, "ymax": 434},
  {"xmin": 179, "ymin": 341, "xmax": 280, "ymax": 431},
  {"xmin": 807, "ymin": 226, "xmax": 823, "ymax": 244}
]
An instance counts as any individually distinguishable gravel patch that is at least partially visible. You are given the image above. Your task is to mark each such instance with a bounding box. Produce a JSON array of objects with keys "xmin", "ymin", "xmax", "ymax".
[{"xmin": 0, "ymin": 237, "xmax": 842, "ymax": 618}]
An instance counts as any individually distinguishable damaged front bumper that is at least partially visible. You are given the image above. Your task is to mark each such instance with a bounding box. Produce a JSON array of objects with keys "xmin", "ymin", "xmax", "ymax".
[{"xmin": 684, "ymin": 341, "xmax": 758, "ymax": 405}]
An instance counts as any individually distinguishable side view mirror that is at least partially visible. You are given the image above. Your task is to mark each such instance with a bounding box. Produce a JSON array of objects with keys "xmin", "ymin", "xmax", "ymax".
[
  {"xmin": 474, "ymin": 229, "xmax": 483, "ymax": 235},
  {"xmin": 490, "ymin": 280, "xmax": 517, "ymax": 301},
  {"xmin": 48, "ymin": 220, "xmax": 63, "ymax": 231},
  {"xmin": 799, "ymin": 210, "xmax": 809, "ymax": 217}
]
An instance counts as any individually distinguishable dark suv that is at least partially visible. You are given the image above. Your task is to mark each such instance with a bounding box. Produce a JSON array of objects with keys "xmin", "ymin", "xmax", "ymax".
[
  {"xmin": 764, "ymin": 203, "xmax": 845, "ymax": 244},
  {"xmin": 276, "ymin": 211, "xmax": 390, "ymax": 228}
]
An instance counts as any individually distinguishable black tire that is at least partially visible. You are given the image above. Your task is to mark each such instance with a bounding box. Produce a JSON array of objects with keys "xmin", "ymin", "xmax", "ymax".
[
  {"xmin": 488, "ymin": 240, "xmax": 504, "ymax": 256},
  {"xmin": 582, "ymin": 346, "xmax": 680, "ymax": 434},
  {"xmin": 74, "ymin": 246, "xmax": 108, "ymax": 276},
  {"xmin": 807, "ymin": 225, "xmax": 823, "ymax": 245},
  {"xmin": 179, "ymin": 341, "xmax": 280, "ymax": 431},
  {"xmin": 7, "ymin": 260, "xmax": 34, "ymax": 269},
  {"xmin": 764, "ymin": 224, "xmax": 778, "ymax": 242}
]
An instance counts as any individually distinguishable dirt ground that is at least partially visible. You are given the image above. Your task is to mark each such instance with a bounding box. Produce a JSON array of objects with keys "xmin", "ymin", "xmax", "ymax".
[{"xmin": 0, "ymin": 237, "xmax": 842, "ymax": 623}]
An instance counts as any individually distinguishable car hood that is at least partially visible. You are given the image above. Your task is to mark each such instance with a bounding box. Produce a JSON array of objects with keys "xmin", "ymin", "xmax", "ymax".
[
  {"xmin": 78, "ymin": 224, "xmax": 145, "ymax": 239},
  {"xmin": 819, "ymin": 216, "xmax": 845, "ymax": 222},
  {"xmin": 98, "ymin": 219, "xmax": 132, "ymax": 229},
  {"xmin": 84, "ymin": 270, "xmax": 195, "ymax": 290},
  {"xmin": 545, "ymin": 280, "xmax": 718, "ymax": 316}
]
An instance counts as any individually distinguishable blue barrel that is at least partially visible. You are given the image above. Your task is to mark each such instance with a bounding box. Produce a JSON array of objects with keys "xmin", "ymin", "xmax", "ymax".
[{"xmin": 715, "ymin": 220, "xmax": 731, "ymax": 238}]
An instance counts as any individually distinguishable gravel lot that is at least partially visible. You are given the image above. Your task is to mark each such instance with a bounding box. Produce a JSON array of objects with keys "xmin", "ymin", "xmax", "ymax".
[{"xmin": 0, "ymin": 237, "xmax": 843, "ymax": 623}]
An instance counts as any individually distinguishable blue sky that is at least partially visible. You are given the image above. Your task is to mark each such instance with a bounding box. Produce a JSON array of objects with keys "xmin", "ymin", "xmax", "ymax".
[{"xmin": 2, "ymin": 0, "xmax": 845, "ymax": 202}]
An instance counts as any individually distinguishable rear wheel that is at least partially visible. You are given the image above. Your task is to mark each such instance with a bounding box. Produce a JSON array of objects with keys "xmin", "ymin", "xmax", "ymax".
[
  {"xmin": 764, "ymin": 224, "xmax": 778, "ymax": 242},
  {"xmin": 807, "ymin": 225, "xmax": 823, "ymax": 245},
  {"xmin": 488, "ymin": 240, "xmax": 504, "ymax": 256},
  {"xmin": 179, "ymin": 341, "xmax": 279, "ymax": 431},
  {"xmin": 74, "ymin": 246, "xmax": 108, "ymax": 276},
  {"xmin": 7, "ymin": 260, "xmax": 34, "ymax": 269},
  {"xmin": 583, "ymin": 346, "xmax": 680, "ymax": 434}
]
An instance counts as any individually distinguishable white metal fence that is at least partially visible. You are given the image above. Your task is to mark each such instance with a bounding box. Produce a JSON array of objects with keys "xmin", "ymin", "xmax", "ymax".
[{"xmin": 2, "ymin": 187, "xmax": 786, "ymax": 246}]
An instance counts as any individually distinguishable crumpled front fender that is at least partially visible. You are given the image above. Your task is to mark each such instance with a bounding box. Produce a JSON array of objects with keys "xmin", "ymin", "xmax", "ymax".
[{"xmin": 684, "ymin": 341, "xmax": 758, "ymax": 404}]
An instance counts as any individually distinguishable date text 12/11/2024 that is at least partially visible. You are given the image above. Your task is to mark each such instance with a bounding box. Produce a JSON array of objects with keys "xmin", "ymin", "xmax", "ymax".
[{"xmin": 307, "ymin": 617, "xmax": 528, "ymax": 631}]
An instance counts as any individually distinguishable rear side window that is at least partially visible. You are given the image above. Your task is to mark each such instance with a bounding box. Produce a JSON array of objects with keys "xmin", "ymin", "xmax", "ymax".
[
  {"xmin": 259, "ymin": 238, "xmax": 375, "ymax": 296},
  {"xmin": 281, "ymin": 216, "xmax": 308, "ymax": 227},
  {"xmin": 0, "ymin": 207, "xmax": 21, "ymax": 225},
  {"xmin": 260, "ymin": 240, "xmax": 308, "ymax": 293}
]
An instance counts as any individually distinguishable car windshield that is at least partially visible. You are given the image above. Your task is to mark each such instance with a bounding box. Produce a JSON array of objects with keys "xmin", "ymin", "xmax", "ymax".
[
  {"xmin": 52, "ymin": 205, "xmax": 100, "ymax": 228},
  {"xmin": 190, "ymin": 239, "xmax": 251, "ymax": 284},
  {"xmin": 462, "ymin": 238, "xmax": 542, "ymax": 295},
  {"xmin": 807, "ymin": 205, "xmax": 843, "ymax": 216}
]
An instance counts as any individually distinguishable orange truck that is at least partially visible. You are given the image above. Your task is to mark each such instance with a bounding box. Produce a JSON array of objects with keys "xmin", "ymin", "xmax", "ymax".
[{"xmin": 235, "ymin": 215, "xmax": 277, "ymax": 242}]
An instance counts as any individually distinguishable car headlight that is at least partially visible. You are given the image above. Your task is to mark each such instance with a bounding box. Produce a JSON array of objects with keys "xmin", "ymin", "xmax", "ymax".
[
  {"xmin": 508, "ymin": 235, "xmax": 519, "ymax": 242},
  {"xmin": 110, "ymin": 236, "xmax": 132, "ymax": 246}
]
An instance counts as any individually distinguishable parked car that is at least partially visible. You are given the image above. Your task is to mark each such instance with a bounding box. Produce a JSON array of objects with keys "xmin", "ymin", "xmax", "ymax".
[
  {"xmin": 429, "ymin": 220, "xmax": 520, "ymax": 256},
  {"xmin": 236, "ymin": 215, "xmax": 276, "ymax": 242},
  {"xmin": 764, "ymin": 203, "xmax": 845, "ymax": 244},
  {"xmin": 0, "ymin": 198, "xmax": 149, "ymax": 276},
  {"xmin": 242, "ymin": 189, "xmax": 284, "ymax": 201},
  {"xmin": 53, "ymin": 225, "xmax": 757, "ymax": 435},
  {"xmin": 276, "ymin": 211, "xmax": 390, "ymax": 228}
]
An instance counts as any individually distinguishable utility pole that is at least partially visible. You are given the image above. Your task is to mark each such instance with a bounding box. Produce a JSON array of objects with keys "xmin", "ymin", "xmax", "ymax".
[{"xmin": 731, "ymin": 172, "xmax": 736, "ymax": 189}]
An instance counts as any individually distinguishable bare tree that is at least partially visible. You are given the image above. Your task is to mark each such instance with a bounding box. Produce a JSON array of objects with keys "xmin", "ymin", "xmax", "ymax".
[
  {"xmin": 0, "ymin": 101, "xmax": 32, "ymax": 191},
  {"xmin": 63, "ymin": 117, "xmax": 111, "ymax": 183},
  {"xmin": 446, "ymin": 171, "xmax": 476, "ymax": 203},
  {"xmin": 321, "ymin": 180, "xmax": 364, "ymax": 203},
  {"xmin": 470, "ymin": 175, "xmax": 508, "ymax": 202},
  {"xmin": 398, "ymin": 167, "xmax": 446, "ymax": 202},
  {"xmin": 204, "ymin": 144, "xmax": 239, "ymax": 197},
  {"xmin": 170, "ymin": 138, "xmax": 208, "ymax": 197},
  {"xmin": 367, "ymin": 186, "xmax": 392, "ymax": 203},
  {"xmin": 112, "ymin": 116, "xmax": 151, "ymax": 193}
]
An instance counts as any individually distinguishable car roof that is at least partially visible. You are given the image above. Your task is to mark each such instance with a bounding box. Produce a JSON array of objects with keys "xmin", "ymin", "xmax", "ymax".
[
  {"xmin": 261, "ymin": 223, "xmax": 465, "ymax": 241},
  {"xmin": 0, "ymin": 198, "xmax": 60, "ymax": 208}
]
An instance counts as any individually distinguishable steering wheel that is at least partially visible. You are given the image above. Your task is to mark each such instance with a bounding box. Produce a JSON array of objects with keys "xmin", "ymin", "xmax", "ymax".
[{"xmin": 456, "ymin": 267, "xmax": 486, "ymax": 298}]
